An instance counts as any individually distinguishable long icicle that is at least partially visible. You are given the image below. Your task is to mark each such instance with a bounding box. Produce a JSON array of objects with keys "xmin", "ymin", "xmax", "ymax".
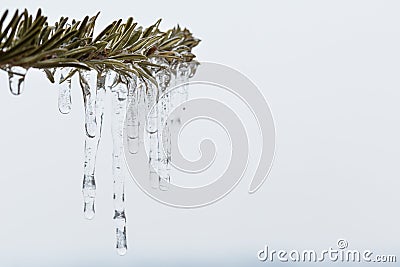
[
  {"xmin": 137, "ymin": 78, "xmax": 147, "ymax": 147},
  {"xmin": 81, "ymin": 70, "xmax": 101, "ymax": 219},
  {"xmin": 110, "ymin": 75, "xmax": 129, "ymax": 255},
  {"xmin": 126, "ymin": 77, "xmax": 139, "ymax": 154},
  {"xmin": 168, "ymin": 60, "xmax": 198, "ymax": 125},
  {"xmin": 158, "ymin": 91, "xmax": 171, "ymax": 191},
  {"xmin": 146, "ymin": 81, "xmax": 160, "ymax": 189},
  {"xmin": 179, "ymin": 62, "xmax": 190, "ymax": 114},
  {"xmin": 170, "ymin": 61, "xmax": 189, "ymax": 125},
  {"xmin": 154, "ymin": 61, "xmax": 172, "ymax": 191}
]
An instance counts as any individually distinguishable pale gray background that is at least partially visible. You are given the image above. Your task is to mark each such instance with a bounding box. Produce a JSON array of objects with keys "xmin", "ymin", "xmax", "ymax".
[{"xmin": 0, "ymin": 0, "xmax": 399, "ymax": 266}]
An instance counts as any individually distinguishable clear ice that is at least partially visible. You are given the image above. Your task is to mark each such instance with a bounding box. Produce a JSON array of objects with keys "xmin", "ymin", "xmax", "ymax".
[
  {"xmin": 110, "ymin": 74, "xmax": 128, "ymax": 256},
  {"xmin": 169, "ymin": 61, "xmax": 189, "ymax": 126},
  {"xmin": 57, "ymin": 68, "xmax": 72, "ymax": 114},
  {"xmin": 126, "ymin": 77, "xmax": 139, "ymax": 154},
  {"xmin": 80, "ymin": 70, "xmax": 98, "ymax": 138},
  {"xmin": 146, "ymin": 81, "xmax": 160, "ymax": 189},
  {"xmin": 2, "ymin": 44, "xmax": 200, "ymax": 256},
  {"xmin": 7, "ymin": 66, "xmax": 27, "ymax": 95},
  {"xmin": 82, "ymin": 71, "xmax": 107, "ymax": 220},
  {"xmin": 154, "ymin": 60, "xmax": 172, "ymax": 191}
]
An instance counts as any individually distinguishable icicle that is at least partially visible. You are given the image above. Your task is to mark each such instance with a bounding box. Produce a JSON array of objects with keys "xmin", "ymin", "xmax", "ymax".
[
  {"xmin": 7, "ymin": 66, "xmax": 27, "ymax": 95},
  {"xmin": 82, "ymin": 161, "xmax": 96, "ymax": 219},
  {"xmin": 105, "ymin": 70, "xmax": 118, "ymax": 90},
  {"xmin": 57, "ymin": 67, "xmax": 72, "ymax": 114},
  {"xmin": 146, "ymin": 82, "xmax": 160, "ymax": 189},
  {"xmin": 115, "ymin": 210, "xmax": 127, "ymax": 256},
  {"xmin": 126, "ymin": 77, "xmax": 139, "ymax": 154},
  {"xmin": 168, "ymin": 68, "xmax": 178, "ymax": 125},
  {"xmin": 178, "ymin": 61, "xmax": 190, "ymax": 106},
  {"xmin": 146, "ymin": 83, "xmax": 159, "ymax": 134},
  {"xmin": 180, "ymin": 60, "xmax": 198, "ymax": 113},
  {"xmin": 96, "ymin": 72, "xmax": 107, "ymax": 129},
  {"xmin": 110, "ymin": 77, "xmax": 128, "ymax": 256},
  {"xmin": 154, "ymin": 62, "xmax": 172, "ymax": 191},
  {"xmin": 81, "ymin": 71, "xmax": 106, "ymax": 220},
  {"xmin": 169, "ymin": 61, "xmax": 190, "ymax": 125},
  {"xmin": 158, "ymin": 94, "xmax": 171, "ymax": 191},
  {"xmin": 136, "ymin": 78, "xmax": 147, "ymax": 146},
  {"xmin": 80, "ymin": 70, "xmax": 98, "ymax": 138},
  {"xmin": 149, "ymin": 134, "xmax": 160, "ymax": 189},
  {"xmin": 188, "ymin": 60, "xmax": 199, "ymax": 78},
  {"xmin": 170, "ymin": 61, "xmax": 198, "ymax": 121}
]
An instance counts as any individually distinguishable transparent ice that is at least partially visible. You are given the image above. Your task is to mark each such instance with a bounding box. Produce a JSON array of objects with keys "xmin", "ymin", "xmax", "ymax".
[
  {"xmin": 110, "ymin": 75, "xmax": 128, "ymax": 256},
  {"xmin": 126, "ymin": 77, "xmax": 139, "ymax": 154},
  {"xmin": 7, "ymin": 66, "xmax": 27, "ymax": 95},
  {"xmin": 82, "ymin": 71, "xmax": 107, "ymax": 220},
  {"xmin": 0, "ymin": 58, "xmax": 199, "ymax": 255},
  {"xmin": 154, "ymin": 60, "xmax": 172, "ymax": 191},
  {"xmin": 146, "ymin": 81, "xmax": 160, "ymax": 189},
  {"xmin": 57, "ymin": 67, "xmax": 72, "ymax": 114},
  {"xmin": 80, "ymin": 70, "xmax": 98, "ymax": 138}
]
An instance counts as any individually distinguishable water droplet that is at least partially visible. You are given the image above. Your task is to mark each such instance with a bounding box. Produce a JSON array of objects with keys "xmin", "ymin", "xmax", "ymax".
[{"xmin": 7, "ymin": 66, "xmax": 27, "ymax": 95}]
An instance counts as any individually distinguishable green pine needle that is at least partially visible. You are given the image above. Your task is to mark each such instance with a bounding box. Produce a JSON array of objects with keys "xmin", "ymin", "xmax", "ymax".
[{"xmin": 0, "ymin": 9, "xmax": 200, "ymax": 83}]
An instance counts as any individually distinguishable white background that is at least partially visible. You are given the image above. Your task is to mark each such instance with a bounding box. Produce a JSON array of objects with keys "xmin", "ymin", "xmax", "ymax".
[{"xmin": 0, "ymin": 1, "xmax": 399, "ymax": 266}]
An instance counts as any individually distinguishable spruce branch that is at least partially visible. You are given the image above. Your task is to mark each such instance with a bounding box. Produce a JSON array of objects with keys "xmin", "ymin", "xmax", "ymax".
[{"xmin": 0, "ymin": 9, "xmax": 200, "ymax": 84}]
